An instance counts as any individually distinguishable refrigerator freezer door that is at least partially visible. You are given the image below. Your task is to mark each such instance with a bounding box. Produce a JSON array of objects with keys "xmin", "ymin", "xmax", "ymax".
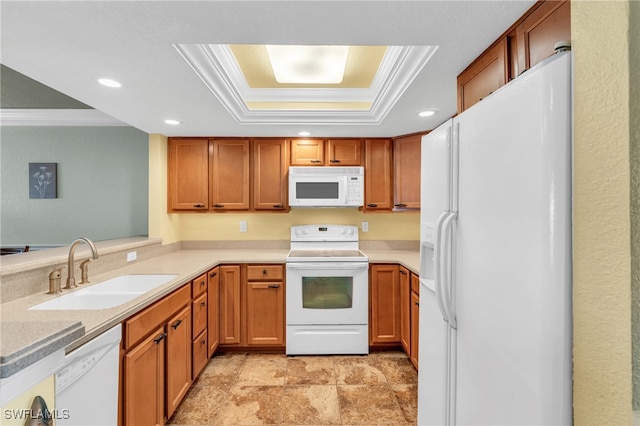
[
  {"xmin": 453, "ymin": 53, "xmax": 572, "ymax": 425},
  {"xmin": 420, "ymin": 122, "xmax": 452, "ymax": 244}
]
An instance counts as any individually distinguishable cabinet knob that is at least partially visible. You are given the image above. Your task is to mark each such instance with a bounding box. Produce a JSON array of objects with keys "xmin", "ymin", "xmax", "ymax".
[
  {"xmin": 400, "ymin": 270, "xmax": 408, "ymax": 275},
  {"xmin": 201, "ymin": 339, "xmax": 206, "ymax": 345},
  {"xmin": 200, "ymin": 280, "xmax": 206, "ymax": 287},
  {"xmin": 210, "ymin": 272, "xmax": 217, "ymax": 278},
  {"xmin": 154, "ymin": 333, "xmax": 167, "ymax": 344},
  {"xmin": 415, "ymin": 302, "xmax": 420, "ymax": 307},
  {"xmin": 201, "ymin": 301, "xmax": 206, "ymax": 307},
  {"xmin": 262, "ymin": 269, "xmax": 267, "ymax": 275}
]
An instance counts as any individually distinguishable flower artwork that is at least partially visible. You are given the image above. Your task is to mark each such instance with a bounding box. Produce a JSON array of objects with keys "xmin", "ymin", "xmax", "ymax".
[{"xmin": 29, "ymin": 163, "xmax": 57, "ymax": 199}]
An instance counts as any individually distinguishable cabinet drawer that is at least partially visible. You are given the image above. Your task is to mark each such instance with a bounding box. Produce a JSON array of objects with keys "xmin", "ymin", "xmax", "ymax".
[
  {"xmin": 247, "ymin": 265, "xmax": 283, "ymax": 281},
  {"xmin": 192, "ymin": 293, "xmax": 207, "ymax": 338},
  {"xmin": 411, "ymin": 273, "xmax": 420, "ymax": 295},
  {"xmin": 124, "ymin": 284, "xmax": 191, "ymax": 350},
  {"xmin": 192, "ymin": 330, "xmax": 208, "ymax": 380},
  {"xmin": 191, "ymin": 272, "xmax": 208, "ymax": 298}
]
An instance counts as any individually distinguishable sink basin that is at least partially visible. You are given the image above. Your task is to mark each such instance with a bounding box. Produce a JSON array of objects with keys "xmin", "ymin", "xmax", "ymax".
[{"xmin": 29, "ymin": 274, "xmax": 178, "ymax": 310}]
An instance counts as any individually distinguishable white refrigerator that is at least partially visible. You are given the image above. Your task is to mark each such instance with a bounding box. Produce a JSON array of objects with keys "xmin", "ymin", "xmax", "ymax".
[{"xmin": 418, "ymin": 51, "xmax": 573, "ymax": 425}]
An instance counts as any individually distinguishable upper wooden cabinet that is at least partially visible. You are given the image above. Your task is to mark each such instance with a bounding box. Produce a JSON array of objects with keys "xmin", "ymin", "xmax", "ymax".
[
  {"xmin": 252, "ymin": 139, "xmax": 288, "ymax": 210},
  {"xmin": 457, "ymin": 0, "xmax": 570, "ymax": 113},
  {"xmin": 364, "ymin": 139, "xmax": 393, "ymax": 211},
  {"xmin": 457, "ymin": 38, "xmax": 508, "ymax": 113},
  {"xmin": 167, "ymin": 138, "xmax": 210, "ymax": 211},
  {"xmin": 515, "ymin": 1, "xmax": 571, "ymax": 73},
  {"xmin": 210, "ymin": 139, "xmax": 250, "ymax": 210},
  {"xmin": 393, "ymin": 135, "xmax": 421, "ymax": 210},
  {"xmin": 290, "ymin": 138, "xmax": 362, "ymax": 166}
]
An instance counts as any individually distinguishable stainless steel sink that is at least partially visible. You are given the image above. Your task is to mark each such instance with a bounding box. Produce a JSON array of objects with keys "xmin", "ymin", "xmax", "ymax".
[{"xmin": 29, "ymin": 274, "xmax": 178, "ymax": 310}]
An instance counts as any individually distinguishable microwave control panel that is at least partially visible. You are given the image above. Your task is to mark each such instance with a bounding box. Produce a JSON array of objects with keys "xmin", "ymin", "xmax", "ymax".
[{"xmin": 346, "ymin": 175, "xmax": 363, "ymax": 205}]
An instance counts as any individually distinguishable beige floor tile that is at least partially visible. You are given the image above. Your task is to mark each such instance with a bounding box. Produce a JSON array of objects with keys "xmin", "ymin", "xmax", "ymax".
[
  {"xmin": 391, "ymin": 383, "xmax": 418, "ymax": 423},
  {"xmin": 286, "ymin": 356, "xmax": 336, "ymax": 385},
  {"xmin": 337, "ymin": 384, "xmax": 407, "ymax": 424},
  {"xmin": 236, "ymin": 354, "xmax": 287, "ymax": 386},
  {"xmin": 282, "ymin": 385, "xmax": 341, "ymax": 425},
  {"xmin": 334, "ymin": 357, "xmax": 386, "ymax": 385},
  {"xmin": 373, "ymin": 356, "xmax": 418, "ymax": 384},
  {"xmin": 167, "ymin": 375, "xmax": 227, "ymax": 425},
  {"xmin": 214, "ymin": 385, "xmax": 284, "ymax": 425}
]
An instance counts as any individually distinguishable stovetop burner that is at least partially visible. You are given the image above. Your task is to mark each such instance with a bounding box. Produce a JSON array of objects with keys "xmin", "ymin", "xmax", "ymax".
[{"xmin": 286, "ymin": 225, "xmax": 368, "ymax": 263}]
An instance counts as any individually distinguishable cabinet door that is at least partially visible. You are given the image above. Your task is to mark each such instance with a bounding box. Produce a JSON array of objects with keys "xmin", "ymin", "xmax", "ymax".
[
  {"xmin": 210, "ymin": 139, "xmax": 250, "ymax": 210},
  {"xmin": 166, "ymin": 305, "xmax": 192, "ymax": 419},
  {"xmin": 219, "ymin": 265, "xmax": 242, "ymax": 345},
  {"xmin": 192, "ymin": 330, "xmax": 208, "ymax": 380},
  {"xmin": 192, "ymin": 292, "xmax": 207, "ymax": 338},
  {"xmin": 364, "ymin": 139, "xmax": 393, "ymax": 210},
  {"xmin": 208, "ymin": 267, "xmax": 220, "ymax": 357},
  {"xmin": 326, "ymin": 139, "xmax": 363, "ymax": 166},
  {"xmin": 290, "ymin": 139, "xmax": 324, "ymax": 165},
  {"xmin": 123, "ymin": 327, "xmax": 165, "ymax": 426},
  {"xmin": 246, "ymin": 281, "xmax": 285, "ymax": 346},
  {"xmin": 369, "ymin": 264, "xmax": 401, "ymax": 344},
  {"xmin": 393, "ymin": 135, "xmax": 421, "ymax": 210},
  {"xmin": 516, "ymin": 1, "xmax": 570, "ymax": 73},
  {"xmin": 399, "ymin": 267, "xmax": 411, "ymax": 354},
  {"xmin": 410, "ymin": 290, "xmax": 420, "ymax": 369},
  {"xmin": 252, "ymin": 139, "xmax": 288, "ymax": 210},
  {"xmin": 167, "ymin": 138, "xmax": 209, "ymax": 211},
  {"xmin": 457, "ymin": 38, "xmax": 508, "ymax": 113}
]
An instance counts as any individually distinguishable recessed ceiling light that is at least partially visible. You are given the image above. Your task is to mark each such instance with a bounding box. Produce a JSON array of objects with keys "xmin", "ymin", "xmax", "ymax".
[
  {"xmin": 298, "ymin": 131, "xmax": 311, "ymax": 136},
  {"xmin": 266, "ymin": 45, "xmax": 349, "ymax": 84},
  {"xmin": 98, "ymin": 78, "xmax": 121, "ymax": 88},
  {"xmin": 164, "ymin": 119, "xmax": 181, "ymax": 125},
  {"xmin": 418, "ymin": 108, "xmax": 438, "ymax": 117},
  {"xmin": 418, "ymin": 109, "xmax": 438, "ymax": 117}
]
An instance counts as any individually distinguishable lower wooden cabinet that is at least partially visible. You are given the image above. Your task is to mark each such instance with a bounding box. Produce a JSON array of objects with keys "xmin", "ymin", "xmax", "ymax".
[
  {"xmin": 165, "ymin": 305, "xmax": 192, "ymax": 418},
  {"xmin": 399, "ymin": 266, "xmax": 411, "ymax": 354},
  {"xmin": 123, "ymin": 326, "xmax": 166, "ymax": 426},
  {"xmin": 246, "ymin": 265, "xmax": 285, "ymax": 346},
  {"xmin": 410, "ymin": 280, "xmax": 420, "ymax": 369},
  {"xmin": 219, "ymin": 265, "xmax": 241, "ymax": 345},
  {"xmin": 370, "ymin": 264, "xmax": 401, "ymax": 345},
  {"xmin": 207, "ymin": 267, "xmax": 220, "ymax": 357}
]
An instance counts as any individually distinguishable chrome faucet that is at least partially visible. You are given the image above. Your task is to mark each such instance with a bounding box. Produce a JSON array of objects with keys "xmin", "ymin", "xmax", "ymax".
[{"xmin": 64, "ymin": 238, "xmax": 99, "ymax": 289}]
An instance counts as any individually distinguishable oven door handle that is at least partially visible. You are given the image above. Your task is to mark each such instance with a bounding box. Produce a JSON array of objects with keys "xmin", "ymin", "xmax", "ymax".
[{"xmin": 286, "ymin": 262, "xmax": 369, "ymax": 270}]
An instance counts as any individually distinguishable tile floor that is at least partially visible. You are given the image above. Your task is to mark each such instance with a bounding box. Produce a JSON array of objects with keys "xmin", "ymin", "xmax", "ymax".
[{"xmin": 167, "ymin": 351, "xmax": 418, "ymax": 425}]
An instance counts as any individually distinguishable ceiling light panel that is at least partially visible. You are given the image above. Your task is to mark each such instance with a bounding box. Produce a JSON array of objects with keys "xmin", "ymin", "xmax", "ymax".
[{"xmin": 266, "ymin": 45, "xmax": 348, "ymax": 84}]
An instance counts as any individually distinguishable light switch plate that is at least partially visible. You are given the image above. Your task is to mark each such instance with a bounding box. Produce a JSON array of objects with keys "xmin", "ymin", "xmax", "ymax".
[
  {"xmin": 240, "ymin": 221, "xmax": 248, "ymax": 233},
  {"xmin": 361, "ymin": 221, "xmax": 369, "ymax": 232}
]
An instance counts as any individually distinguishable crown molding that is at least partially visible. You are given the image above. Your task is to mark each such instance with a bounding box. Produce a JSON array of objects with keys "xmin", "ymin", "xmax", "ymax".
[
  {"xmin": 0, "ymin": 109, "xmax": 127, "ymax": 126},
  {"xmin": 175, "ymin": 43, "xmax": 438, "ymax": 125}
]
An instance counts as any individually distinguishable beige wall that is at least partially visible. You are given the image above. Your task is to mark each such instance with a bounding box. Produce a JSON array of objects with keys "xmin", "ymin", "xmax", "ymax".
[
  {"xmin": 572, "ymin": 1, "xmax": 633, "ymax": 424},
  {"xmin": 148, "ymin": 133, "xmax": 419, "ymax": 244}
]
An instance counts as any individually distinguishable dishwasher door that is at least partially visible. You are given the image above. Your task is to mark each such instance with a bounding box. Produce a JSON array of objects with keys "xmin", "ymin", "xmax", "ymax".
[{"xmin": 55, "ymin": 324, "xmax": 121, "ymax": 425}]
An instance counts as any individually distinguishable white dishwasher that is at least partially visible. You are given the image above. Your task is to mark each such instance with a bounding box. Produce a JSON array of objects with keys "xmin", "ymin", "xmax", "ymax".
[{"xmin": 55, "ymin": 324, "xmax": 121, "ymax": 426}]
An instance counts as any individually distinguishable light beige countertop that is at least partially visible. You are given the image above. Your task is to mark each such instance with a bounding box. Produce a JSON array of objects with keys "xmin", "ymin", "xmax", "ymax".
[{"xmin": 0, "ymin": 247, "xmax": 418, "ymax": 378}]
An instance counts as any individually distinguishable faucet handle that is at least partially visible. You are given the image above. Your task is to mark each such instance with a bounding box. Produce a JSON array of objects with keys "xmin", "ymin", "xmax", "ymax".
[
  {"xmin": 79, "ymin": 259, "xmax": 92, "ymax": 284},
  {"xmin": 48, "ymin": 268, "xmax": 62, "ymax": 294}
]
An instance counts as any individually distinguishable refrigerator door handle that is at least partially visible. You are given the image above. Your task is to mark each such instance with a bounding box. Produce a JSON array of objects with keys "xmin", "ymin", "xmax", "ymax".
[
  {"xmin": 434, "ymin": 211, "xmax": 450, "ymax": 323},
  {"xmin": 441, "ymin": 212, "xmax": 458, "ymax": 329}
]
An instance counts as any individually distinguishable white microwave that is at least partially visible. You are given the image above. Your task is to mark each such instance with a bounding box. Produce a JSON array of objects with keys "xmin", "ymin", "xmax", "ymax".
[{"xmin": 288, "ymin": 166, "xmax": 364, "ymax": 208}]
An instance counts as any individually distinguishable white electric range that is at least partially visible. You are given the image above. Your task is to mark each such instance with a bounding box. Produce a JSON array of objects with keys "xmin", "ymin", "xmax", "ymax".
[{"xmin": 285, "ymin": 225, "xmax": 369, "ymax": 355}]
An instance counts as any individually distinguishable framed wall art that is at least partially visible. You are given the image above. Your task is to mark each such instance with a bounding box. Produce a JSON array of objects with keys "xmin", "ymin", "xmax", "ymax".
[{"xmin": 29, "ymin": 162, "xmax": 57, "ymax": 199}]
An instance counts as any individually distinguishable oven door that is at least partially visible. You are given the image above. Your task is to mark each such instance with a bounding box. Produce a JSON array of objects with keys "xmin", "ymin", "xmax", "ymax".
[{"xmin": 286, "ymin": 261, "xmax": 369, "ymax": 325}]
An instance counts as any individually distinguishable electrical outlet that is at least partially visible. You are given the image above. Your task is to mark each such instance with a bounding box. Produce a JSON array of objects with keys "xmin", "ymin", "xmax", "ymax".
[
  {"xmin": 361, "ymin": 221, "xmax": 369, "ymax": 232},
  {"xmin": 126, "ymin": 251, "xmax": 137, "ymax": 262},
  {"xmin": 240, "ymin": 220, "xmax": 248, "ymax": 233}
]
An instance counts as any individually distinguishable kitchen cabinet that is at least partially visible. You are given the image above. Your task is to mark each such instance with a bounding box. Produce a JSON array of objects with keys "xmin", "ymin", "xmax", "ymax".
[
  {"xmin": 393, "ymin": 135, "xmax": 421, "ymax": 210},
  {"xmin": 369, "ymin": 264, "xmax": 401, "ymax": 345},
  {"xmin": 191, "ymin": 273, "xmax": 208, "ymax": 380},
  {"xmin": 165, "ymin": 305, "xmax": 192, "ymax": 419},
  {"xmin": 210, "ymin": 139, "xmax": 250, "ymax": 210},
  {"xmin": 364, "ymin": 139, "xmax": 393, "ymax": 211},
  {"xmin": 409, "ymin": 273, "xmax": 420, "ymax": 369},
  {"xmin": 252, "ymin": 139, "xmax": 288, "ymax": 210},
  {"xmin": 399, "ymin": 266, "xmax": 411, "ymax": 354},
  {"xmin": 515, "ymin": 0, "xmax": 570, "ymax": 73},
  {"xmin": 167, "ymin": 138, "xmax": 209, "ymax": 211},
  {"xmin": 457, "ymin": 38, "xmax": 508, "ymax": 113},
  {"xmin": 207, "ymin": 267, "xmax": 220, "ymax": 357},
  {"xmin": 122, "ymin": 284, "xmax": 191, "ymax": 425},
  {"xmin": 245, "ymin": 265, "xmax": 285, "ymax": 346},
  {"xmin": 219, "ymin": 265, "xmax": 241, "ymax": 345},
  {"xmin": 290, "ymin": 138, "xmax": 362, "ymax": 166}
]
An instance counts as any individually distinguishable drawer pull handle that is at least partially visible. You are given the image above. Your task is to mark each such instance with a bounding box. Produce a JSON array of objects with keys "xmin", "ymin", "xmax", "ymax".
[
  {"xmin": 262, "ymin": 269, "xmax": 267, "ymax": 275},
  {"xmin": 329, "ymin": 159, "xmax": 340, "ymax": 163},
  {"xmin": 171, "ymin": 319, "xmax": 182, "ymax": 330},
  {"xmin": 213, "ymin": 204, "xmax": 224, "ymax": 208},
  {"xmin": 210, "ymin": 272, "xmax": 217, "ymax": 278},
  {"xmin": 415, "ymin": 302, "xmax": 420, "ymax": 307},
  {"xmin": 268, "ymin": 284, "xmax": 280, "ymax": 289},
  {"xmin": 200, "ymin": 301, "xmax": 206, "ymax": 307},
  {"xmin": 154, "ymin": 333, "xmax": 167, "ymax": 344},
  {"xmin": 395, "ymin": 203, "xmax": 407, "ymax": 208},
  {"xmin": 200, "ymin": 280, "xmax": 206, "ymax": 286},
  {"xmin": 273, "ymin": 204, "xmax": 284, "ymax": 208},
  {"xmin": 367, "ymin": 203, "xmax": 378, "ymax": 208},
  {"xmin": 400, "ymin": 270, "xmax": 408, "ymax": 275},
  {"xmin": 310, "ymin": 160, "xmax": 322, "ymax": 164},
  {"xmin": 193, "ymin": 204, "xmax": 205, "ymax": 208},
  {"xmin": 201, "ymin": 339, "xmax": 206, "ymax": 345}
]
